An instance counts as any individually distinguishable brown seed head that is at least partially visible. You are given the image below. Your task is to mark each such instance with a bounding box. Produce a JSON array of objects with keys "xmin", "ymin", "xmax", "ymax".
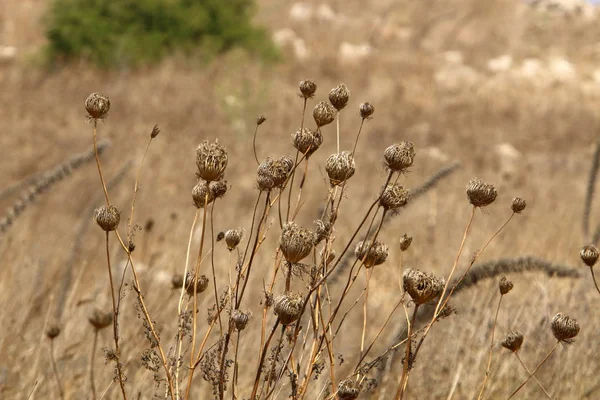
[
  {"xmin": 88, "ymin": 309, "xmax": 114, "ymax": 330},
  {"xmin": 210, "ymin": 180, "xmax": 228, "ymax": 199},
  {"xmin": 231, "ymin": 309, "xmax": 252, "ymax": 331},
  {"xmin": 280, "ymin": 222, "xmax": 314, "ymax": 263},
  {"xmin": 379, "ymin": 183, "xmax": 410, "ymax": 211},
  {"xmin": 337, "ymin": 378, "xmax": 360, "ymax": 400},
  {"xmin": 185, "ymin": 274, "xmax": 209, "ymax": 296},
  {"xmin": 580, "ymin": 244, "xmax": 599, "ymax": 267},
  {"xmin": 501, "ymin": 330, "xmax": 524, "ymax": 352},
  {"xmin": 384, "ymin": 142, "xmax": 415, "ymax": 172},
  {"xmin": 313, "ymin": 101, "xmax": 336, "ymax": 127},
  {"xmin": 85, "ymin": 92, "xmax": 110, "ymax": 120},
  {"xmin": 399, "ymin": 234, "xmax": 413, "ymax": 251},
  {"xmin": 256, "ymin": 115, "xmax": 267, "ymax": 125},
  {"xmin": 171, "ymin": 274, "xmax": 184, "ymax": 290},
  {"xmin": 313, "ymin": 220, "xmax": 331, "ymax": 245},
  {"xmin": 299, "ymin": 79, "xmax": 317, "ymax": 99},
  {"xmin": 293, "ymin": 128, "xmax": 323, "ymax": 158},
  {"xmin": 257, "ymin": 157, "xmax": 293, "ymax": 191},
  {"xmin": 192, "ymin": 181, "xmax": 214, "ymax": 208},
  {"xmin": 325, "ymin": 151, "xmax": 355, "ymax": 186},
  {"xmin": 466, "ymin": 178, "xmax": 497, "ymax": 207},
  {"xmin": 196, "ymin": 140, "xmax": 228, "ymax": 182},
  {"xmin": 274, "ymin": 293, "xmax": 304, "ymax": 325},
  {"xmin": 150, "ymin": 125, "xmax": 160, "ymax": 138},
  {"xmin": 551, "ymin": 313, "xmax": 580, "ymax": 343},
  {"xmin": 93, "ymin": 205, "xmax": 121, "ymax": 232},
  {"xmin": 403, "ymin": 268, "xmax": 445, "ymax": 305},
  {"xmin": 354, "ymin": 240, "xmax": 389, "ymax": 268},
  {"xmin": 511, "ymin": 197, "xmax": 527, "ymax": 213},
  {"xmin": 328, "ymin": 83, "xmax": 350, "ymax": 111},
  {"xmin": 225, "ymin": 228, "xmax": 244, "ymax": 251},
  {"xmin": 46, "ymin": 324, "xmax": 61, "ymax": 340},
  {"xmin": 499, "ymin": 277, "xmax": 514, "ymax": 295},
  {"xmin": 359, "ymin": 102, "xmax": 375, "ymax": 119}
]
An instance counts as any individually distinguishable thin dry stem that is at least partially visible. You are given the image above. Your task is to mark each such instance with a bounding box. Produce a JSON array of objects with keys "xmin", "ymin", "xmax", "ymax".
[
  {"xmin": 514, "ymin": 352, "xmax": 552, "ymax": 399},
  {"xmin": 477, "ymin": 294, "xmax": 504, "ymax": 399},
  {"xmin": 49, "ymin": 339, "xmax": 65, "ymax": 400},
  {"xmin": 508, "ymin": 341, "xmax": 559, "ymax": 399}
]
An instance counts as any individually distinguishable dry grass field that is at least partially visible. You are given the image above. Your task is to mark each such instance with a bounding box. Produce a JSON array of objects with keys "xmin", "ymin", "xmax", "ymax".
[{"xmin": 1, "ymin": 0, "xmax": 600, "ymax": 399}]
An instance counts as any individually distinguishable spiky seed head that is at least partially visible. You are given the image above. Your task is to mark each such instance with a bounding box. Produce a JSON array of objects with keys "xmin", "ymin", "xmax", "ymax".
[
  {"xmin": 231, "ymin": 309, "xmax": 252, "ymax": 331},
  {"xmin": 511, "ymin": 197, "xmax": 527, "ymax": 213},
  {"xmin": 337, "ymin": 378, "xmax": 360, "ymax": 400},
  {"xmin": 185, "ymin": 274, "xmax": 209, "ymax": 296},
  {"xmin": 313, "ymin": 101, "xmax": 336, "ymax": 127},
  {"xmin": 379, "ymin": 184, "xmax": 410, "ymax": 211},
  {"xmin": 85, "ymin": 92, "xmax": 110, "ymax": 120},
  {"xmin": 313, "ymin": 220, "xmax": 331, "ymax": 245},
  {"xmin": 293, "ymin": 128, "xmax": 323, "ymax": 158},
  {"xmin": 466, "ymin": 178, "xmax": 497, "ymax": 207},
  {"xmin": 150, "ymin": 125, "xmax": 160, "ymax": 138},
  {"xmin": 192, "ymin": 181, "xmax": 214, "ymax": 208},
  {"xmin": 93, "ymin": 205, "xmax": 121, "ymax": 232},
  {"xmin": 210, "ymin": 180, "xmax": 228, "ymax": 199},
  {"xmin": 399, "ymin": 234, "xmax": 413, "ymax": 251},
  {"xmin": 499, "ymin": 277, "xmax": 514, "ymax": 295},
  {"xmin": 256, "ymin": 115, "xmax": 267, "ymax": 125},
  {"xmin": 580, "ymin": 244, "xmax": 599, "ymax": 267},
  {"xmin": 329, "ymin": 83, "xmax": 351, "ymax": 111},
  {"xmin": 46, "ymin": 324, "xmax": 61, "ymax": 339},
  {"xmin": 299, "ymin": 79, "xmax": 317, "ymax": 99},
  {"xmin": 195, "ymin": 140, "xmax": 228, "ymax": 182},
  {"xmin": 501, "ymin": 330, "xmax": 524, "ymax": 352},
  {"xmin": 280, "ymin": 222, "xmax": 314, "ymax": 263},
  {"xmin": 225, "ymin": 228, "xmax": 244, "ymax": 251},
  {"xmin": 88, "ymin": 309, "xmax": 114, "ymax": 330},
  {"xmin": 257, "ymin": 157, "xmax": 293, "ymax": 191},
  {"xmin": 354, "ymin": 240, "xmax": 389, "ymax": 268},
  {"xmin": 325, "ymin": 151, "xmax": 355, "ymax": 186},
  {"xmin": 551, "ymin": 313, "xmax": 580, "ymax": 343},
  {"xmin": 403, "ymin": 269, "xmax": 445, "ymax": 305},
  {"xmin": 274, "ymin": 293, "xmax": 304, "ymax": 325},
  {"xmin": 384, "ymin": 142, "xmax": 415, "ymax": 172},
  {"xmin": 171, "ymin": 274, "xmax": 184, "ymax": 290},
  {"xmin": 359, "ymin": 102, "xmax": 375, "ymax": 119}
]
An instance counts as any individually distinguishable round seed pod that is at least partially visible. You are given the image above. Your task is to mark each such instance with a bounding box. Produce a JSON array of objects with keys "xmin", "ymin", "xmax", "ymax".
[
  {"xmin": 499, "ymin": 277, "xmax": 514, "ymax": 295},
  {"xmin": 231, "ymin": 309, "xmax": 252, "ymax": 331},
  {"xmin": 328, "ymin": 83, "xmax": 350, "ymax": 111},
  {"xmin": 196, "ymin": 140, "xmax": 228, "ymax": 182},
  {"xmin": 354, "ymin": 240, "xmax": 389, "ymax": 268},
  {"xmin": 313, "ymin": 101, "xmax": 336, "ymax": 128},
  {"xmin": 299, "ymin": 79, "xmax": 317, "ymax": 99},
  {"xmin": 210, "ymin": 180, "xmax": 228, "ymax": 199},
  {"xmin": 293, "ymin": 128, "xmax": 323, "ymax": 158},
  {"xmin": 94, "ymin": 205, "xmax": 121, "ymax": 232},
  {"xmin": 185, "ymin": 274, "xmax": 209, "ymax": 296},
  {"xmin": 403, "ymin": 268, "xmax": 445, "ymax": 305},
  {"xmin": 225, "ymin": 228, "xmax": 244, "ymax": 251},
  {"xmin": 192, "ymin": 182, "xmax": 214, "ymax": 208},
  {"xmin": 257, "ymin": 157, "xmax": 293, "ymax": 191},
  {"xmin": 501, "ymin": 330, "xmax": 524, "ymax": 352},
  {"xmin": 551, "ymin": 313, "xmax": 580, "ymax": 343},
  {"xmin": 337, "ymin": 378, "xmax": 360, "ymax": 400},
  {"xmin": 280, "ymin": 222, "xmax": 314, "ymax": 263},
  {"xmin": 379, "ymin": 184, "xmax": 410, "ymax": 211},
  {"xmin": 511, "ymin": 197, "xmax": 527, "ymax": 213},
  {"xmin": 256, "ymin": 115, "xmax": 267, "ymax": 125},
  {"xmin": 325, "ymin": 151, "xmax": 355, "ymax": 186},
  {"xmin": 384, "ymin": 142, "xmax": 415, "ymax": 172},
  {"xmin": 46, "ymin": 324, "xmax": 61, "ymax": 340},
  {"xmin": 88, "ymin": 309, "xmax": 114, "ymax": 330},
  {"xmin": 399, "ymin": 234, "xmax": 412, "ymax": 251},
  {"xmin": 466, "ymin": 178, "xmax": 497, "ymax": 207},
  {"xmin": 580, "ymin": 244, "xmax": 599, "ymax": 267},
  {"xmin": 359, "ymin": 102, "xmax": 375, "ymax": 119},
  {"xmin": 274, "ymin": 293, "xmax": 304, "ymax": 325},
  {"xmin": 85, "ymin": 92, "xmax": 110, "ymax": 120}
]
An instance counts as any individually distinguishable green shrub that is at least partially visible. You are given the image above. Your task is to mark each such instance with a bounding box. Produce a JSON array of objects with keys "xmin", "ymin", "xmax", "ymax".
[{"xmin": 44, "ymin": 0, "xmax": 278, "ymax": 67}]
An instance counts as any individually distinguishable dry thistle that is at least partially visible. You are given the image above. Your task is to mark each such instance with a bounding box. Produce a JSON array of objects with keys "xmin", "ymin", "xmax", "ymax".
[
  {"xmin": 403, "ymin": 268, "xmax": 445, "ymax": 305},
  {"xmin": 580, "ymin": 244, "xmax": 599, "ymax": 267},
  {"xmin": 256, "ymin": 157, "xmax": 293, "ymax": 191},
  {"xmin": 256, "ymin": 115, "xmax": 267, "ymax": 125},
  {"xmin": 231, "ymin": 309, "xmax": 252, "ymax": 331},
  {"xmin": 359, "ymin": 102, "xmax": 375, "ymax": 119},
  {"xmin": 551, "ymin": 313, "xmax": 580, "ymax": 343},
  {"xmin": 384, "ymin": 142, "xmax": 415, "ymax": 172},
  {"xmin": 329, "ymin": 83, "xmax": 351, "ymax": 111},
  {"xmin": 466, "ymin": 178, "xmax": 497, "ymax": 207},
  {"xmin": 354, "ymin": 240, "xmax": 389, "ymax": 268},
  {"xmin": 192, "ymin": 181, "xmax": 214, "ymax": 208},
  {"xmin": 379, "ymin": 183, "xmax": 410, "ymax": 211},
  {"xmin": 88, "ymin": 309, "xmax": 114, "ymax": 330},
  {"xmin": 325, "ymin": 151, "xmax": 355, "ymax": 186},
  {"xmin": 279, "ymin": 222, "xmax": 314, "ymax": 263},
  {"xmin": 274, "ymin": 294, "xmax": 304, "ymax": 325},
  {"xmin": 85, "ymin": 92, "xmax": 110, "ymax": 120},
  {"xmin": 299, "ymin": 79, "xmax": 317, "ymax": 99},
  {"xmin": 511, "ymin": 197, "xmax": 527, "ymax": 213},
  {"xmin": 399, "ymin": 234, "xmax": 413, "ymax": 251},
  {"xmin": 337, "ymin": 378, "xmax": 361, "ymax": 400},
  {"xmin": 46, "ymin": 324, "xmax": 61, "ymax": 340},
  {"xmin": 313, "ymin": 101, "xmax": 336, "ymax": 127},
  {"xmin": 292, "ymin": 128, "xmax": 323, "ymax": 158},
  {"xmin": 224, "ymin": 228, "xmax": 244, "ymax": 251},
  {"xmin": 185, "ymin": 274, "xmax": 209, "ymax": 296},
  {"xmin": 501, "ymin": 330, "xmax": 524, "ymax": 352},
  {"xmin": 499, "ymin": 277, "xmax": 514, "ymax": 295},
  {"xmin": 196, "ymin": 140, "xmax": 228, "ymax": 182},
  {"xmin": 210, "ymin": 180, "xmax": 228, "ymax": 199},
  {"xmin": 93, "ymin": 205, "xmax": 120, "ymax": 232}
]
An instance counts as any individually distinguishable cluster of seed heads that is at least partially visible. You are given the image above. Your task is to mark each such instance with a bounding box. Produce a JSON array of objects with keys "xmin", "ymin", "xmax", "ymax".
[
  {"xmin": 551, "ymin": 313, "xmax": 580, "ymax": 343},
  {"xmin": 88, "ymin": 309, "xmax": 114, "ymax": 330},
  {"xmin": 384, "ymin": 142, "xmax": 415, "ymax": 172},
  {"xmin": 466, "ymin": 178, "xmax": 497, "ymax": 207},
  {"xmin": 379, "ymin": 183, "xmax": 410, "ymax": 211},
  {"xmin": 325, "ymin": 151, "xmax": 355, "ymax": 186},
  {"xmin": 279, "ymin": 222, "xmax": 314, "ymax": 264},
  {"xmin": 292, "ymin": 128, "xmax": 323, "ymax": 158},
  {"xmin": 191, "ymin": 181, "xmax": 228, "ymax": 208},
  {"xmin": 499, "ymin": 277, "xmax": 514, "ymax": 295},
  {"xmin": 502, "ymin": 330, "xmax": 524, "ymax": 352},
  {"xmin": 580, "ymin": 244, "xmax": 599, "ymax": 267},
  {"xmin": 274, "ymin": 293, "xmax": 304, "ymax": 325},
  {"xmin": 85, "ymin": 92, "xmax": 110, "ymax": 120},
  {"xmin": 257, "ymin": 156, "xmax": 294, "ymax": 191},
  {"xmin": 196, "ymin": 140, "xmax": 228, "ymax": 182},
  {"xmin": 354, "ymin": 240, "xmax": 389, "ymax": 268},
  {"xmin": 94, "ymin": 205, "xmax": 121, "ymax": 232},
  {"xmin": 403, "ymin": 269, "xmax": 445, "ymax": 305}
]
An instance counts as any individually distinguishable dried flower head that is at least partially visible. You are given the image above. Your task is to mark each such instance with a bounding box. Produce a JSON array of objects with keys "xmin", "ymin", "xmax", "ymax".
[
  {"xmin": 210, "ymin": 180, "xmax": 228, "ymax": 199},
  {"xmin": 93, "ymin": 205, "xmax": 121, "ymax": 232},
  {"xmin": 274, "ymin": 293, "xmax": 304, "ymax": 325},
  {"xmin": 257, "ymin": 157, "xmax": 294, "ymax": 191},
  {"xmin": 256, "ymin": 115, "xmax": 267, "ymax": 125},
  {"xmin": 299, "ymin": 79, "xmax": 317, "ymax": 99},
  {"xmin": 511, "ymin": 197, "xmax": 527, "ymax": 213},
  {"xmin": 359, "ymin": 102, "xmax": 375, "ymax": 119},
  {"xmin": 466, "ymin": 178, "xmax": 497, "ymax": 207},
  {"xmin": 403, "ymin": 269, "xmax": 445, "ymax": 305},
  {"xmin": 325, "ymin": 151, "xmax": 355, "ymax": 186},
  {"xmin": 499, "ymin": 277, "xmax": 514, "ymax": 295},
  {"xmin": 171, "ymin": 274, "xmax": 184, "ymax": 290},
  {"xmin": 88, "ymin": 309, "xmax": 114, "ymax": 330},
  {"xmin": 501, "ymin": 330, "xmax": 524, "ymax": 352},
  {"xmin": 293, "ymin": 128, "xmax": 323, "ymax": 158},
  {"xmin": 379, "ymin": 184, "xmax": 410, "ymax": 211},
  {"xmin": 150, "ymin": 125, "xmax": 160, "ymax": 138},
  {"xmin": 354, "ymin": 240, "xmax": 389, "ymax": 268},
  {"xmin": 329, "ymin": 83, "xmax": 351, "ymax": 111},
  {"xmin": 399, "ymin": 234, "xmax": 413, "ymax": 251},
  {"xmin": 225, "ymin": 228, "xmax": 244, "ymax": 251},
  {"xmin": 185, "ymin": 274, "xmax": 209, "ymax": 296},
  {"xmin": 551, "ymin": 313, "xmax": 580, "ymax": 343},
  {"xmin": 313, "ymin": 101, "xmax": 336, "ymax": 127},
  {"xmin": 231, "ymin": 309, "xmax": 252, "ymax": 331},
  {"xmin": 192, "ymin": 182, "xmax": 214, "ymax": 208},
  {"xmin": 337, "ymin": 378, "xmax": 360, "ymax": 400},
  {"xmin": 384, "ymin": 142, "xmax": 415, "ymax": 172},
  {"xmin": 46, "ymin": 324, "xmax": 61, "ymax": 340},
  {"xmin": 580, "ymin": 244, "xmax": 599, "ymax": 267},
  {"xmin": 313, "ymin": 220, "xmax": 331, "ymax": 245},
  {"xmin": 85, "ymin": 92, "xmax": 110, "ymax": 120},
  {"xmin": 280, "ymin": 222, "xmax": 314, "ymax": 263},
  {"xmin": 196, "ymin": 140, "xmax": 228, "ymax": 182}
]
